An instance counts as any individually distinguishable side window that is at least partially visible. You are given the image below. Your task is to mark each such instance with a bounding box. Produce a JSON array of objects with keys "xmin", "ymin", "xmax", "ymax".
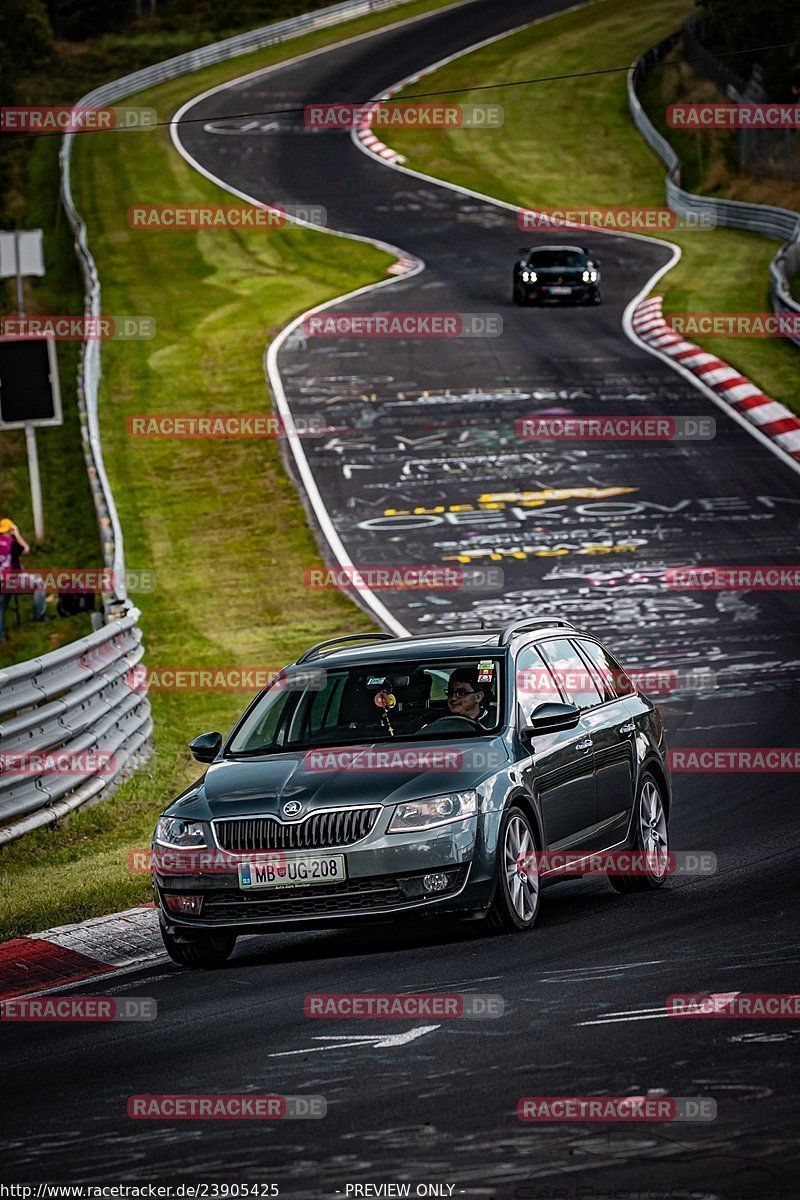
[
  {"xmin": 515, "ymin": 644, "xmax": 564, "ymax": 722},
  {"xmin": 286, "ymin": 673, "xmax": 343, "ymax": 743},
  {"xmin": 233, "ymin": 685, "xmax": 297, "ymax": 752},
  {"xmin": 539, "ymin": 639, "xmax": 603, "ymax": 710},
  {"xmin": 427, "ymin": 669, "xmax": 450, "ymax": 701},
  {"xmin": 603, "ymin": 648, "xmax": 635, "ymax": 696},
  {"xmin": 573, "ymin": 639, "xmax": 617, "ymax": 703},
  {"xmin": 580, "ymin": 641, "xmax": 635, "ymax": 697},
  {"xmin": 311, "ymin": 674, "xmax": 345, "ymax": 729}
]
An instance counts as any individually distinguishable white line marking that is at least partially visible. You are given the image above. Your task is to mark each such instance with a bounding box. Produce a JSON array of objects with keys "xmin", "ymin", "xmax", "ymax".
[
  {"xmin": 269, "ymin": 1024, "xmax": 439, "ymax": 1055},
  {"xmin": 577, "ymin": 992, "xmax": 741, "ymax": 1026}
]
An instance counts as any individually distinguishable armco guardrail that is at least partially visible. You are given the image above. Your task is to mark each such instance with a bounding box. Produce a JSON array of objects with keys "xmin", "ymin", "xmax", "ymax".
[
  {"xmin": 0, "ymin": 609, "xmax": 152, "ymax": 844},
  {"xmin": 628, "ymin": 34, "xmax": 800, "ymax": 348},
  {"xmin": 59, "ymin": 0, "xmax": 423, "ymax": 610}
]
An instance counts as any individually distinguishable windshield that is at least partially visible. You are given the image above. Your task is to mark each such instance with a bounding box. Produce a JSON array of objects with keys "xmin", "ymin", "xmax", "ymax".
[
  {"xmin": 227, "ymin": 658, "xmax": 503, "ymax": 755},
  {"xmin": 528, "ymin": 249, "xmax": 587, "ymax": 268}
]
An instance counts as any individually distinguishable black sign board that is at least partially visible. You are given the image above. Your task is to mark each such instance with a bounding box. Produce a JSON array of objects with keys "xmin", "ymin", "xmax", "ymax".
[{"xmin": 0, "ymin": 338, "xmax": 62, "ymax": 428}]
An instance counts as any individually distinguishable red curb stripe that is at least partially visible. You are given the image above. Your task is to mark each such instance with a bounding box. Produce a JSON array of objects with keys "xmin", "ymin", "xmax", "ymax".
[
  {"xmin": 759, "ymin": 416, "xmax": 800, "ymax": 436},
  {"xmin": 633, "ymin": 296, "xmax": 798, "ymax": 465},
  {"xmin": 714, "ymin": 375, "xmax": 751, "ymax": 391},
  {"xmin": 650, "ymin": 332, "xmax": 683, "ymax": 344},
  {"xmin": 732, "ymin": 393, "xmax": 772, "ymax": 411},
  {"xmin": 695, "ymin": 359, "xmax": 729, "ymax": 375},
  {"xmin": 0, "ymin": 938, "xmax": 113, "ymax": 1000}
]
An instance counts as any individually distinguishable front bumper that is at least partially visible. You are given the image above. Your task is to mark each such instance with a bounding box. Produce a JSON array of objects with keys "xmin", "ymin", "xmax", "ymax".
[
  {"xmin": 522, "ymin": 282, "xmax": 598, "ymax": 303},
  {"xmin": 154, "ymin": 813, "xmax": 497, "ymax": 933}
]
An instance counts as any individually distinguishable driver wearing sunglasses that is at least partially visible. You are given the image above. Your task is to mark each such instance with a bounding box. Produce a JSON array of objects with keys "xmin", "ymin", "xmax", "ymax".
[{"xmin": 446, "ymin": 667, "xmax": 491, "ymax": 726}]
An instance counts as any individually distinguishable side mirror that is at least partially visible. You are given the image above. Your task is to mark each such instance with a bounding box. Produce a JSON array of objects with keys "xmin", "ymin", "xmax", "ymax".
[
  {"xmin": 523, "ymin": 702, "xmax": 581, "ymax": 737},
  {"xmin": 189, "ymin": 731, "xmax": 222, "ymax": 763}
]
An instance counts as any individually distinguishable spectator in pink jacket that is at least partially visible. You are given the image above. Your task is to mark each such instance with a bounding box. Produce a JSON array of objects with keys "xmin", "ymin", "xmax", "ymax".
[{"xmin": 0, "ymin": 517, "xmax": 50, "ymax": 643}]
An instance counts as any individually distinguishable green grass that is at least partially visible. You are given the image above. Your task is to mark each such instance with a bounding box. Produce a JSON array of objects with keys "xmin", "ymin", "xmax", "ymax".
[
  {"xmin": 0, "ymin": 0, "xmax": 464, "ymax": 940},
  {"xmin": 383, "ymin": 0, "xmax": 800, "ymax": 411}
]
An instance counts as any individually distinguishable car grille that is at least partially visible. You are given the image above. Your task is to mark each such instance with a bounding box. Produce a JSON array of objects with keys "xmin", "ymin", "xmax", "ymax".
[
  {"xmin": 198, "ymin": 867, "xmax": 469, "ymax": 922},
  {"xmin": 214, "ymin": 807, "xmax": 381, "ymax": 852}
]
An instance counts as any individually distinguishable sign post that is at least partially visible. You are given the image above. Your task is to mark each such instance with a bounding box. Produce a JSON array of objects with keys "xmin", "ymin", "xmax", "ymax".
[{"xmin": 0, "ymin": 229, "xmax": 52, "ymax": 543}]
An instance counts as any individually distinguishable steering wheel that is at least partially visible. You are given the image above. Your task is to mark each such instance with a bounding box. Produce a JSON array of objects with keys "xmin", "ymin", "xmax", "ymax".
[{"xmin": 421, "ymin": 715, "xmax": 483, "ymax": 734}]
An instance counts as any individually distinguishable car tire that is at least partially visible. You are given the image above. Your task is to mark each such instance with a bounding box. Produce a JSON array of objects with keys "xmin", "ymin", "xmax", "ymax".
[
  {"xmin": 160, "ymin": 925, "xmax": 237, "ymax": 968},
  {"xmin": 486, "ymin": 805, "xmax": 540, "ymax": 933},
  {"xmin": 593, "ymin": 291, "xmax": 602, "ymax": 304},
  {"xmin": 512, "ymin": 284, "xmax": 524, "ymax": 306},
  {"xmin": 608, "ymin": 772, "xmax": 669, "ymax": 894}
]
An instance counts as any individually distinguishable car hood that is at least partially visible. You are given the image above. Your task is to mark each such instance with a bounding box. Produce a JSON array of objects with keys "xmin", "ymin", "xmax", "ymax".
[{"xmin": 164, "ymin": 737, "xmax": 509, "ymax": 821}]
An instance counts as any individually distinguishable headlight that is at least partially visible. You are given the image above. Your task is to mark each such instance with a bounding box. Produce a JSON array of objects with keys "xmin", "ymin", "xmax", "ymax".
[
  {"xmin": 388, "ymin": 790, "xmax": 478, "ymax": 833},
  {"xmin": 590, "ymin": 269, "xmax": 598, "ymax": 281},
  {"xmin": 582, "ymin": 270, "xmax": 590, "ymax": 282},
  {"xmin": 155, "ymin": 817, "xmax": 207, "ymax": 848},
  {"xmin": 521, "ymin": 270, "xmax": 537, "ymax": 283}
]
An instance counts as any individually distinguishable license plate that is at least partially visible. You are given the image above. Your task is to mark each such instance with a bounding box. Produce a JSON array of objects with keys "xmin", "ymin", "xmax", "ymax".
[
  {"xmin": 238, "ymin": 854, "xmax": 347, "ymax": 890},
  {"xmin": 548, "ymin": 286, "xmax": 572, "ymax": 295}
]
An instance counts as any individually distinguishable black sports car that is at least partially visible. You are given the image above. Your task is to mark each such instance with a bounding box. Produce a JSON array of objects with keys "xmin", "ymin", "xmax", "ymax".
[{"xmin": 513, "ymin": 244, "xmax": 601, "ymax": 305}]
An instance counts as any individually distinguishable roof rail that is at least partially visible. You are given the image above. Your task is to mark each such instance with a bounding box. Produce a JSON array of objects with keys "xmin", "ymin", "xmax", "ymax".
[
  {"xmin": 499, "ymin": 617, "xmax": 577, "ymax": 645},
  {"xmin": 295, "ymin": 632, "xmax": 399, "ymax": 664}
]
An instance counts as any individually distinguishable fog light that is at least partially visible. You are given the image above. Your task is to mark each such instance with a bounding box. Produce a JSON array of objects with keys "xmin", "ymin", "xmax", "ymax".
[
  {"xmin": 163, "ymin": 894, "xmax": 204, "ymax": 915},
  {"xmin": 423, "ymin": 873, "xmax": 449, "ymax": 894}
]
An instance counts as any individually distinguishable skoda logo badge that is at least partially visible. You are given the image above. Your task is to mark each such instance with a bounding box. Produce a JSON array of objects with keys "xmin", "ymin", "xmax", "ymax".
[{"xmin": 282, "ymin": 800, "xmax": 303, "ymax": 818}]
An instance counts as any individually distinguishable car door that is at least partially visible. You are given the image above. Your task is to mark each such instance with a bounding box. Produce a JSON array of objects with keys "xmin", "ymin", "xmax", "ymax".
[
  {"xmin": 515, "ymin": 642, "xmax": 598, "ymax": 849},
  {"xmin": 571, "ymin": 638, "xmax": 637, "ymax": 844}
]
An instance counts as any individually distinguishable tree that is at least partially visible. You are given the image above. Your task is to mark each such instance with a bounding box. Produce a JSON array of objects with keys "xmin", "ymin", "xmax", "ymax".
[{"xmin": 696, "ymin": 0, "xmax": 800, "ymax": 99}]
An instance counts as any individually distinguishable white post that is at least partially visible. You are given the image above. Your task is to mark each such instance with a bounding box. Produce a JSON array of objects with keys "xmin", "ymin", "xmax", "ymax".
[
  {"xmin": 12, "ymin": 231, "xmax": 44, "ymax": 542},
  {"xmin": 13, "ymin": 230, "xmax": 24, "ymax": 316},
  {"xmin": 25, "ymin": 424, "xmax": 45, "ymax": 543}
]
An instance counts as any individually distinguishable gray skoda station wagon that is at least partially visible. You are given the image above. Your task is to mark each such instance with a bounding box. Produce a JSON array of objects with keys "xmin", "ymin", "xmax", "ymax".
[{"xmin": 153, "ymin": 618, "xmax": 671, "ymax": 966}]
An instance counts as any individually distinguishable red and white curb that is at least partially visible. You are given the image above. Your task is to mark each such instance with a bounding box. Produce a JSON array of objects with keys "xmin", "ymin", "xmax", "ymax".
[
  {"xmin": 354, "ymin": 68, "xmax": 443, "ymax": 277},
  {"xmin": 0, "ymin": 905, "xmax": 163, "ymax": 999},
  {"xmin": 355, "ymin": 62, "xmax": 444, "ymax": 168},
  {"xmin": 632, "ymin": 295, "xmax": 800, "ymax": 460}
]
